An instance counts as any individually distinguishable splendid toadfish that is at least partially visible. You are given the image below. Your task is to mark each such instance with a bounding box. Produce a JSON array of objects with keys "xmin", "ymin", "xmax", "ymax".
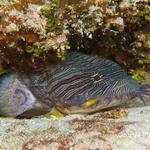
[
  {"xmin": 46, "ymin": 52, "xmax": 150, "ymax": 114},
  {"xmin": 0, "ymin": 52, "xmax": 150, "ymax": 117}
]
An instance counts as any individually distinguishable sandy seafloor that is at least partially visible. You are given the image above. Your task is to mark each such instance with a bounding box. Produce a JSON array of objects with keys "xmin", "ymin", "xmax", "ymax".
[{"xmin": 0, "ymin": 98, "xmax": 150, "ymax": 150}]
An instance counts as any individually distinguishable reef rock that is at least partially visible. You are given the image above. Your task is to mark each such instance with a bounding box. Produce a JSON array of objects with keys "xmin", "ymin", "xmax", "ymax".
[{"xmin": 1, "ymin": 100, "xmax": 150, "ymax": 150}]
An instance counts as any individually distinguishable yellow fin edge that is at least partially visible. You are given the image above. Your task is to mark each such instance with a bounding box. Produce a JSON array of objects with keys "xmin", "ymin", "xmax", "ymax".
[
  {"xmin": 42, "ymin": 107, "xmax": 65, "ymax": 119},
  {"xmin": 83, "ymin": 99, "xmax": 97, "ymax": 107}
]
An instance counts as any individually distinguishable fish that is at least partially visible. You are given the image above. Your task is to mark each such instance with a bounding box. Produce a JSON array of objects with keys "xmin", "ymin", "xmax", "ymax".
[
  {"xmin": 0, "ymin": 52, "xmax": 150, "ymax": 117},
  {"xmin": 46, "ymin": 52, "xmax": 150, "ymax": 114}
]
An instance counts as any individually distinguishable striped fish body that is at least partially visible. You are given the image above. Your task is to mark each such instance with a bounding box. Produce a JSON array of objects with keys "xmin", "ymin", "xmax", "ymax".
[{"xmin": 46, "ymin": 52, "xmax": 150, "ymax": 114}]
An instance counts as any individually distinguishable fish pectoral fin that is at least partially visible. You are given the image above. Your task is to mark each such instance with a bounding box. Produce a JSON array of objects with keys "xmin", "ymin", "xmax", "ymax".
[
  {"xmin": 82, "ymin": 99, "xmax": 97, "ymax": 107},
  {"xmin": 43, "ymin": 107, "xmax": 65, "ymax": 119}
]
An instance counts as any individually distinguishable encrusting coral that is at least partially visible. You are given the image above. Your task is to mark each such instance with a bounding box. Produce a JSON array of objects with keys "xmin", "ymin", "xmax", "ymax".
[{"xmin": 0, "ymin": 0, "xmax": 149, "ymax": 83}]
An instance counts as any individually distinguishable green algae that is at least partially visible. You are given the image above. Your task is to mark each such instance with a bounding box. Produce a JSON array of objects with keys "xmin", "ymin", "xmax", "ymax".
[
  {"xmin": 127, "ymin": 5, "xmax": 150, "ymax": 24},
  {"xmin": 41, "ymin": 0, "xmax": 62, "ymax": 33},
  {"xmin": 138, "ymin": 7, "xmax": 150, "ymax": 23},
  {"xmin": 130, "ymin": 69, "xmax": 150, "ymax": 84},
  {"xmin": 26, "ymin": 45, "xmax": 46, "ymax": 57}
]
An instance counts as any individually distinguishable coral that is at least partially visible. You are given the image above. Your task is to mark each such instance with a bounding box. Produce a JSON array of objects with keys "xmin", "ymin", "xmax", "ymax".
[
  {"xmin": 130, "ymin": 69, "xmax": 150, "ymax": 84},
  {"xmin": 126, "ymin": 4, "xmax": 150, "ymax": 24},
  {"xmin": 134, "ymin": 30, "xmax": 150, "ymax": 49},
  {"xmin": 0, "ymin": 0, "xmax": 69, "ymax": 71},
  {"xmin": 0, "ymin": 0, "xmax": 149, "ymax": 83}
]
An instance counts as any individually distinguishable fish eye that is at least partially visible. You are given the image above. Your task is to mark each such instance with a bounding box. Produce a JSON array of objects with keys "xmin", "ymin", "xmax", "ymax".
[
  {"xmin": 92, "ymin": 74, "xmax": 103, "ymax": 82},
  {"xmin": 94, "ymin": 75, "xmax": 101, "ymax": 81}
]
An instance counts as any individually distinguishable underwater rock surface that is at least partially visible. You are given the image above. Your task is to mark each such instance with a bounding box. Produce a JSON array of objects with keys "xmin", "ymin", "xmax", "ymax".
[
  {"xmin": 1, "ymin": 102, "xmax": 150, "ymax": 150},
  {"xmin": 0, "ymin": 0, "xmax": 149, "ymax": 83}
]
